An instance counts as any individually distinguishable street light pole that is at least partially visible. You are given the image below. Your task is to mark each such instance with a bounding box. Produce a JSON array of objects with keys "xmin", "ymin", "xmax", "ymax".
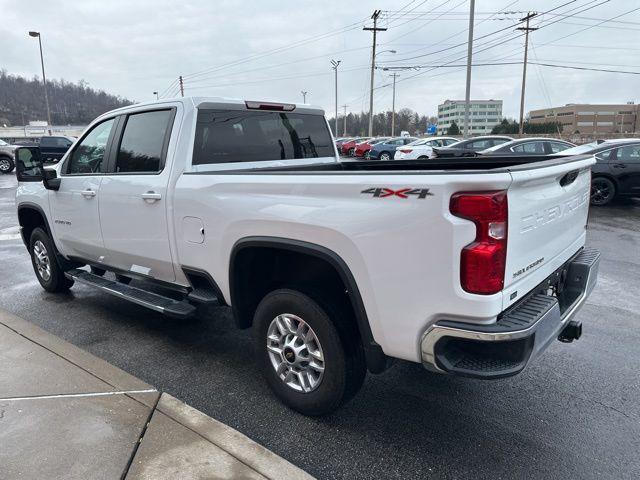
[
  {"xmin": 301, "ymin": 91, "xmax": 308, "ymax": 103},
  {"xmin": 330, "ymin": 60, "xmax": 341, "ymax": 136},
  {"xmin": 153, "ymin": 91, "xmax": 159, "ymax": 100},
  {"xmin": 390, "ymin": 73, "xmax": 399, "ymax": 137},
  {"xmin": 28, "ymin": 31, "xmax": 52, "ymax": 127}
]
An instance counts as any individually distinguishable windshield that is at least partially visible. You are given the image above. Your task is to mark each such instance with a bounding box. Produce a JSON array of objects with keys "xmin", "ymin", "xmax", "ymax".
[
  {"xmin": 0, "ymin": 139, "xmax": 8, "ymax": 146},
  {"xmin": 407, "ymin": 139, "xmax": 429, "ymax": 146},
  {"xmin": 551, "ymin": 141, "xmax": 600, "ymax": 155},
  {"xmin": 481, "ymin": 142, "xmax": 511, "ymax": 153}
]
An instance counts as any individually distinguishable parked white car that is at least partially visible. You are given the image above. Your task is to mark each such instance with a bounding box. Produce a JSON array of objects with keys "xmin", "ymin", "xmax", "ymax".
[{"xmin": 394, "ymin": 136, "xmax": 459, "ymax": 160}]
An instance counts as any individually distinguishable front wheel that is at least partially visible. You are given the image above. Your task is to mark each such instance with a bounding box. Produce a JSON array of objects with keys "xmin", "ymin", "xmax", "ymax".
[
  {"xmin": 379, "ymin": 151, "xmax": 391, "ymax": 161},
  {"xmin": 254, "ymin": 289, "xmax": 366, "ymax": 416},
  {"xmin": 0, "ymin": 156, "xmax": 15, "ymax": 174},
  {"xmin": 29, "ymin": 228, "xmax": 74, "ymax": 292},
  {"xmin": 348, "ymin": 148, "xmax": 355, "ymax": 156},
  {"xmin": 590, "ymin": 177, "xmax": 616, "ymax": 206}
]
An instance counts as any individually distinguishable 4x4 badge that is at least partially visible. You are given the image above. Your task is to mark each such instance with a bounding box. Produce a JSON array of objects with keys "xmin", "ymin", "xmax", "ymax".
[{"xmin": 361, "ymin": 187, "xmax": 433, "ymax": 199}]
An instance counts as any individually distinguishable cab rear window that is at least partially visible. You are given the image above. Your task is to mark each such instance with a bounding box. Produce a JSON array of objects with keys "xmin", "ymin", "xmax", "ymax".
[{"xmin": 192, "ymin": 109, "xmax": 334, "ymax": 165}]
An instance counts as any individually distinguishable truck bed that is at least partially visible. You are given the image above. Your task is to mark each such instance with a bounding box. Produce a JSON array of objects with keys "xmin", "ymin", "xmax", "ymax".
[{"xmin": 197, "ymin": 154, "xmax": 592, "ymax": 174}]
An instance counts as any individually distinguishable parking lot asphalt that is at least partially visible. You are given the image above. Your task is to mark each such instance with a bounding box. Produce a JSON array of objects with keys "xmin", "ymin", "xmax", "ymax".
[{"xmin": 1, "ymin": 173, "xmax": 639, "ymax": 480}]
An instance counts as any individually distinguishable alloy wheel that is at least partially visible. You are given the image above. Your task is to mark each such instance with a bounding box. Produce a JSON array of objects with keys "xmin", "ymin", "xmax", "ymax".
[
  {"xmin": 0, "ymin": 158, "xmax": 11, "ymax": 173},
  {"xmin": 591, "ymin": 179, "xmax": 614, "ymax": 205},
  {"xmin": 380, "ymin": 152, "xmax": 391, "ymax": 161},
  {"xmin": 33, "ymin": 240, "xmax": 51, "ymax": 281},
  {"xmin": 266, "ymin": 313, "xmax": 325, "ymax": 393}
]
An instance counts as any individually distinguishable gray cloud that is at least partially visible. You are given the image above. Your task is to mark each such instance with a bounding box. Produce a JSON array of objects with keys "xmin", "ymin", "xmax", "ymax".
[{"xmin": 1, "ymin": 0, "xmax": 638, "ymax": 119}]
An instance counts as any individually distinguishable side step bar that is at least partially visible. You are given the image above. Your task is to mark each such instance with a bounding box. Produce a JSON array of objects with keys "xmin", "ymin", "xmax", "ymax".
[{"xmin": 65, "ymin": 269, "xmax": 196, "ymax": 319}]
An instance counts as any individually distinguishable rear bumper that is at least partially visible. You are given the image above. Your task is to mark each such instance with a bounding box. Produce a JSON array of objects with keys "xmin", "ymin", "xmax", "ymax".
[{"xmin": 420, "ymin": 247, "xmax": 600, "ymax": 379}]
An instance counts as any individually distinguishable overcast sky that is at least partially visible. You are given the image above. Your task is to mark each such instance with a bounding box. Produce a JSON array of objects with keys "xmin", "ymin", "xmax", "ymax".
[{"xmin": 1, "ymin": 0, "xmax": 638, "ymax": 119}]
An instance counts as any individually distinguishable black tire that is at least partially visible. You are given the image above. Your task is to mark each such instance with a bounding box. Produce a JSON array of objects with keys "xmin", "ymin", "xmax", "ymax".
[
  {"xmin": 417, "ymin": 155, "xmax": 429, "ymax": 160},
  {"xmin": 29, "ymin": 227, "xmax": 74, "ymax": 292},
  {"xmin": 115, "ymin": 274, "xmax": 131, "ymax": 285},
  {"xmin": 348, "ymin": 148, "xmax": 355, "ymax": 156},
  {"xmin": 90, "ymin": 266, "xmax": 106, "ymax": 276},
  {"xmin": 590, "ymin": 177, "xmax": 616, "ymax": 206},
  {"xmin": 379, "ymin": 151, "xmax": 391, "ymax": 161},
  {"xmin": 0, "ymin": 156, "xmax": 15, "ymax": 174},
  {"xmin": 254, "ymin": 288, "xmax": 366, "ymax": 416}
]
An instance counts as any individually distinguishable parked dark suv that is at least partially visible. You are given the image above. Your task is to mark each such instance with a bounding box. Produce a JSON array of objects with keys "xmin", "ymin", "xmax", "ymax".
[
  {"xmin": 554, "ymin": 139, "xmax": 640, "ymax": 206},
  {"xmin": 38, "ymin": 136, "xmax": 75, "ymax": 163}
]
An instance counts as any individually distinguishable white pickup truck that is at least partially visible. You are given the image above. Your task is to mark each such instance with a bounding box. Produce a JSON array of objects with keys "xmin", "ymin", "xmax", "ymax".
[{"xmin": 15, "ymin": 97, "xmax": 600, "ymax": 415}]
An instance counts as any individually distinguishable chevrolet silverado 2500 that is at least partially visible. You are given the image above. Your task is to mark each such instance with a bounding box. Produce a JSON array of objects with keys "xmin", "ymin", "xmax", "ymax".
[{"xmin": 15, "ymin": 97, "xmax": 600, "ymax": 415}]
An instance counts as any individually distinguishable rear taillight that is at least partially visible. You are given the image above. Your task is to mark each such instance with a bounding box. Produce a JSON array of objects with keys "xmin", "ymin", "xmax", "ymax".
[
  {"xmin": 399, "ymin": 149, "xmax": 412, "ymax": 154},
  {"xmin": 450, "ymin": 191, "xmax": 508, "ymax": 295}
]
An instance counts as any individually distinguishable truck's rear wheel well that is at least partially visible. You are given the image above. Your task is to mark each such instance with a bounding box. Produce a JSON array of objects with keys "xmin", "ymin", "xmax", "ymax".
[{"xmin": 230, "ymin": 239, "xmax": 388, "ymax": 373}]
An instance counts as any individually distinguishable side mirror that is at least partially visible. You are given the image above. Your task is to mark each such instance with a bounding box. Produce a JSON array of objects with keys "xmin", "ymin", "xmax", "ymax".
[
  {"xmin": 43, "ymin": 168, "xmax": 61, "ymax": 191},
  {"xmin": 15, "ymin": 147, "xmax": 43, "ymax": 182}
]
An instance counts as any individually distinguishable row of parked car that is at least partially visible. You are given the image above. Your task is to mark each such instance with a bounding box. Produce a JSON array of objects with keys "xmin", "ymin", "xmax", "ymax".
[
  {"xmin": 335, "ymin": 135, "xmax": 640, "ymax": 206},
  {"xmin": 0, "ymin": 135, "xmax": 76, "ymax": 174}
]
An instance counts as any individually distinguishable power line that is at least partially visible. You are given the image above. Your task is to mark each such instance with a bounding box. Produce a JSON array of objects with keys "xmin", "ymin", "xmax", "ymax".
[{"xmin": 530, "ymin": 63, "xmax": 640, "ymax": 75}]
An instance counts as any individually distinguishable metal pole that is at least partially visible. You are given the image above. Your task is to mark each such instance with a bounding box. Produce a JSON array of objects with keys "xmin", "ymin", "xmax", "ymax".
[
  {"xmin": 179, "ymin": 76, "xmax": 184, "ymax": 97},
  {"xmin": 32, "ymin": 34, "xmax": 52, "ymax": 127},
  {"xmin": 517, "ymin": 13, "xmax": 537, "ymax": 135},
  {"xmin": 342, "ymin": 104, "xmax": 348, "ymax": 136},
  {"xmin": 331, "ymin": 60, "xmax": 341, "ymax": 136},
  {"xmin": 153, "ymin": 91, "xmax": 159, "ymax": 100},
  {"xmin": 364, "ymin": 10, "xmax": 386, "ymax": 137},
  {"xmin": 390, "ymin": 73, "xmax": 398, "ymax": 136},
  {"xmin": 463, "ymin": 0, "xmax": 475, "ymax": 138},
  {"xmin": 301, "ymin": 91, "xmax": 308, "ymax": 103}
]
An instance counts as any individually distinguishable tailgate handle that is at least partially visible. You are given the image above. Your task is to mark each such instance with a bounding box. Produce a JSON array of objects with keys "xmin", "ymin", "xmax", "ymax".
[{"xmin": 559, "ymin": 170, "xmax": 579, "ymax": 187}]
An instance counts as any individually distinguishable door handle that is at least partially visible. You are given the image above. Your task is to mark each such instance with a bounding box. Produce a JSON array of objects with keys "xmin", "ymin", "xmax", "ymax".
[
  {"xmin": 612, "ymin": 163, "xmax": 627, "ymax": 169},
  {"xmin": 141, "ymin": 191, "xmax": 162, "ymax": 201},
  {"xmin": 81, "ymin": 189, "xmax": 96, "ymax": 198}
]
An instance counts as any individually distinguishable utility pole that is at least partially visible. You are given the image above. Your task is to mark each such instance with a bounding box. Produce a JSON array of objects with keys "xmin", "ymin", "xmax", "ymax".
[
  {"xmin": 301, "ymin": 91, "xmax": 308, "ymax": 103},
  {"xmin": 341, "ymin": 104, "xmax": 348, "ymax": 136},
  {"xmin": 153, "ymin": 91, "xmax": 159, "ymax": 100},
  {"xmin": 330, "ymin": 60, "xmax": 341, "ymax": 136},
  {"xmin": 179, "ymin": 76, "xmax": 184, "ymax": 97},
  {"xmin": 463, "ymin": 0, "xmax": 475, "ymax": 138},
  {"xmin": 517, "ymin": 12, "xmax": 538, "ymax": 135},
  {"xmin": 390, "ymin": 73, "xmax": 399, "ymax": 136},
  {"xmin": 364, "ymin": 10, "xmax": 387, "ymax": 137}
]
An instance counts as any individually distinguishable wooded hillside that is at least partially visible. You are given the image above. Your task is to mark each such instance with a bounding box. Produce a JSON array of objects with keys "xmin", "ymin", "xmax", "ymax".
[{"xmin": 0, "ymin": 70, "xmax": 132, "ymax": 126}]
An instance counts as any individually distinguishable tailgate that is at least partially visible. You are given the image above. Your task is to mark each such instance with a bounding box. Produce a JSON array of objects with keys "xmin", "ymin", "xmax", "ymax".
[{"xmin": 503, "ymin": 156, "xmax": 595, "ymax": 305}]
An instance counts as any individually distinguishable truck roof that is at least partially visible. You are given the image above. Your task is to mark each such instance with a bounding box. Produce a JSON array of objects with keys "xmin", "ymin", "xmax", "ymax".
[{"xmin": 105, "ymin": 96, "xmax": 325, "ymax": 117}]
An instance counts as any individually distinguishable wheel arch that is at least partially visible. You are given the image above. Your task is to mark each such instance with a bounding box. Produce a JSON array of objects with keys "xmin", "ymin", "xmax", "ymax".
[
  {"xmin": 17, "ymin": 202, "xmax": 52, "ymax": 248},
  {"xmin": 229, "ymin": 236, "xmax": 387, "ymax": 373}
]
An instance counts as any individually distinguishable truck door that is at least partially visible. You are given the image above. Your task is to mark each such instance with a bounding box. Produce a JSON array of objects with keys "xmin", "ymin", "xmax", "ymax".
[
  {"xmin": 98, "ymin": 109, "xmax": 177, "ymax": 282},
  {"xmin": 49, "ymin": 118, "xmax": 116, "ymax": 261}
]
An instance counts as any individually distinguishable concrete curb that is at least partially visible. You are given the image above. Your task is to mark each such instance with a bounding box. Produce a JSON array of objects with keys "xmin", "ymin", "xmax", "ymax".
[
  {"xmin": 156, "ymin": 394, "xmax": 314, "ymax": 480},
  {"xmin": 0, "ymin": 309, "xmax": 314, "ymax": 479}
]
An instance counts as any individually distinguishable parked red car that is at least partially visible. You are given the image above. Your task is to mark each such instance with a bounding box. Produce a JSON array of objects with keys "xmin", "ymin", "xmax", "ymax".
[
  {"xmin": 354, "ymin": 137, "xmax": 390, "ymax": 158},
  {"xmin": 340, "ymin": 137, "xmax": 370, "ymax": 156}
]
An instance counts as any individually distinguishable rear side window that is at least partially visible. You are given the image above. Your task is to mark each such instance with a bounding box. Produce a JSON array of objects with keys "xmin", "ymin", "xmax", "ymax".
[
  {"xmin": 549, "ymin": 141, "xmax": 571, "ymax": 153},
  {"xmin": 512, "ymin": 141, "xmax": 545, "ymax": 154},
  {"xmin": 116, "ymin": 110, "xmax": 173, "ymax": 173},
  {"xmin": 193, "ymin": 109, "xmax": 334, "ymax": 165}
]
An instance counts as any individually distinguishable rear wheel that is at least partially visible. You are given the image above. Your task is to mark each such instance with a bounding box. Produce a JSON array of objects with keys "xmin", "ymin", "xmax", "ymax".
[
  {"xmin": 379, "ymin": 151, "xmax": 391, "ymax": 161},
  {"xmin": 590, "ymin": 177, "xmax": 616, "ymax": 206},
  {"xmin": 417, "ymin": 155, "xmax": 429, "ymax": 160},
  {"xmin": 348, "ymin": 148, "xmax": 355, "ymax": 156},
  {"xmin": 0, "ymin": 156, "xmax": 15, "ymax": 174},
  {"xmin": 29, "ymin": 228, "xmax": 74, "ymax": 292},
  {"xmin": 254, "ymin": 288, "xmax": 366, "ymax": 416}
]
